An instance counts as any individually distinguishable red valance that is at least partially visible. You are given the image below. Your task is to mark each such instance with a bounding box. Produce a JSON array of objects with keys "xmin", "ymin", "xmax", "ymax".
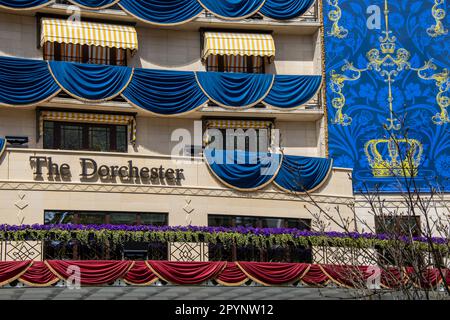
[
  {"xmin": 0, "ymin": 260, "xmax": 447, "ymax": 289},
  {"xmin": 20, "ymin": 262, "xmax": 59, "ymax": 287},
  {"xmin": 147, "ymin": 261, "xmax": 226, "ymax": 285},
  {"xmin": 45, "ymin": 260, "xmax": 133, "ymax": 285},
  {"xmin": 124, "ymin": 261, "xmax": 158, "ymax": 286},
  {"xmin": 237, "ymin": 262, "xmax": 309, "ymax": 286},
  {"xmin": 216, "ymin": 262, "xmax": 248, "ymax": 286},
  {"xmin": 0, "ymin": 261, "xmax": 31, "ymax": 286}
]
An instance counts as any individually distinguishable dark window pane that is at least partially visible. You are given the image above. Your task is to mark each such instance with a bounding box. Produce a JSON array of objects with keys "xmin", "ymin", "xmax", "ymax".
[
  {"xmin": 235, "ymin": 216, "xmax": 259, "ymax": 227},
  {"xmin": 43, "ymin": 121, "xmax": 54, "ymax": 149},
  {"xmin": 140, "ymin": 213, "xmax": 168, "ymax": 226},
  {"xmin": 89, "ymin": 126, "xmax": 111, "ymax": 152},
  {"xmin": 116, "ymin": 126, "xmax": 127, "ymax": 152},
  {"xmin": 60, "ymin": 124, "xmax": 83, "ymax": 150},
  {"xmin": 44, "ymin": 211, "xmax": 75, "ymax": 224},
  {"xmin": 261, "ymin": 218, "xmax": 284, "ymax": 228},
  {"xmin": 43, "ymin": 121, "xmax": 128, "ymax": 153},
  {"xmin": 109, "ymin": 213, "xmax": 138, "ymax": 225},
  {"xmin": 78, "ymin": 213, "xmax": 107, "ymax": 225},
  {"xmin": 208, "ymin": 215, "xmax": 234, "ymax": 227}
]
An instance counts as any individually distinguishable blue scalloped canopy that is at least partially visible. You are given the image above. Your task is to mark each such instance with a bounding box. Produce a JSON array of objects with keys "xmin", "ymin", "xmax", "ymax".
[
  {"xmin": 0, "ymin": 137, "xmax": 5, "ymax": 158},
  {"xmin": 68, "ymin": 0, "xmax": 117, "ymax": 8},
  {"xmin": 0, "ymin": 57, "xmax": 319, "ymax": 113},
  {"xmin": 196, "ymin": 72, "xmax": 274, "ymax": 108},
  {"xmin": 274, "ymin": 155, "xmax": 333, "ymax": 192},
  {"xmin": 205, "ymin": 149, "xmax": 282, "ymax": 190},
  {"xmin": 198, "ymin": 0, "xmax": 264, "ymax": 18},
  {"xmin": 49, "ymin": 61, "xmax": 133, "ymax": 102},
  {"xmin": 119, "ymin": 0, "xmax": 203, "ymax": 25},
  {"xmin": 122, "ymin": 68, "xmax": 208, "ymax": 115},
  {"xmin": 264, "ymin": 75, "xmax": 322, "ymax": 109},
  {"xmin": 0, "ymin": 0, "xmax": 50, "ymax": 8},
  {"xmin": 260, "ymin": 0, "xmax": 316, "ymax": 20},
  {"xmin": 0, "ymin": 57, "xmax": 60, "ymax": 106}
]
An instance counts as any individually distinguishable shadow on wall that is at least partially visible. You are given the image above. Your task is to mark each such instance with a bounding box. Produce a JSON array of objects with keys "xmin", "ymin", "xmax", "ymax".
[{"xmin": 129, "ymin": 28, "xmax": 203, "ymax": 70}]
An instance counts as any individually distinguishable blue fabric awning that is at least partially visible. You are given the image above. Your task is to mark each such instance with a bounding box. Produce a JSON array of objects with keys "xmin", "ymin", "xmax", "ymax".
[
  {"xmin": 122, "ymin": 68, "xmax": 208, "ymax": 115},
  {"xmin": 0, "ymin": 0, "xmax": 50, "ymax": 9},
  {"xmin": 198, "ymin": 0, "xmax": 264, "ymax": 19},
  {"xmin": 196, "ymin": 72, "xmax": 274, "ymax": 109},
  {"xmin": 0, "ymin": 57, "xmax": 60, "ymax": 107},
  {"xmin": 274, "ymin": 155, "xmax": 333, "ymax": 193},
  {"xmin": 119, "ymin": 0, "xmax": 203, "ymax": 26},
  {"xmin": 0, "ymin": 0, "xmax": 316, "ymax": 23},
  {"xmin": 263, "ymin": 75, "xmax": 322, "ymax": 109},
  {"xmin": 0, "ymin": 137, "xmax": 5, "ymax": 159},
  {"xmin": 49, "ymin": 61, "xmax": 133, "ymax": 102},
  {"xmin": 0, "ymin": 57, "xmax": 321, "ymax": 115},
  {"xmin": 205, "ymin": 149, "xmax": 282, "ymax": 191},
  {"xmin": 68, "ymin": 0, "xmax": 119, "ymax": 9},
  {"xmin": 204, "ymin": 149, "xmax": 333, "ymax": 193},
  {"xmin": 260, "ymin": 0, "xmax": 316, "ymax": 20}
]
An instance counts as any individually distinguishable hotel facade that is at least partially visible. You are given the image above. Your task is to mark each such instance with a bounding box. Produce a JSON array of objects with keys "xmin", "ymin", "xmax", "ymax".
[{"xmin": 0, "ymin": 0, "xmax": 447, "ymax": 284}]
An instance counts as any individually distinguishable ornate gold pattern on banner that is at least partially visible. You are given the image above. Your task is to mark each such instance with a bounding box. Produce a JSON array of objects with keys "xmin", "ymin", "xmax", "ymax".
[
  {"xmin": 415, "ymin": 61, "xmax": 449, "ymax": 125},
  {"xmin": 365, "ymin": 138, "xmax": 423, "ymax": 177},
  {"xmin": 330, "ymin": 0, "xmax": 449, "ymax": 129},
  {"xmin": 326, "ymin": 0, "xmax": 348, "ymax": 38},
  {"xmin": 427, "ymin": 0, "xmax": 448, "ymax": 38}
]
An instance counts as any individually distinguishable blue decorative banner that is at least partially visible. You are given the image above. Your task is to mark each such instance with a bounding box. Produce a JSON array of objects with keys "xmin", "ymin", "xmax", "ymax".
[
  {"xmin": 324, "ymin": 0, "xmax": 449, "ymax": 193},
  {"xmin": 0, "ymin": 0, "xmax": 317, "ymax": 24}
]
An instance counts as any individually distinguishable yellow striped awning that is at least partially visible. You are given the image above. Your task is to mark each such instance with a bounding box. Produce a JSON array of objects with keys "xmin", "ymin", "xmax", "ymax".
[
  {"xmin": 206, "ymin": 119, "xmax": 273, "ymax": 129},
  {"xmin": 202, "ymin": 32, "xmax": 275, "ymax": 60},
  {"xmin": 40, "ymin": 18, "xmax": 138, "ymax": 51},
  {"xmin": 39, "ymin": 111, "xmax": 137, "ymax": 143}
]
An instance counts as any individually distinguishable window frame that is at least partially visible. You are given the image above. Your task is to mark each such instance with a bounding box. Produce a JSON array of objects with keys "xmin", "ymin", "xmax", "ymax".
[
  {"xmin": 43, "ymin": 120, "xmax": 128, "ymax": 153},
  {"xmin": 44, "ymin": 210, "xmax": 169, "ymax": 226},
  {"xmin": 208, "ymin": 214, "xmax": 311, "ymax": 231}
]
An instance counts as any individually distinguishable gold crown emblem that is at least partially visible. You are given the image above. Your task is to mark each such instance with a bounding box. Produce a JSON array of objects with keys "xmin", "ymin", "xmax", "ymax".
[
  {"xmin": 365, "ymin": 138, "xmax": 423, "ymax": 177},
  {"xmin": 380, "ymin": 41, "xmax": 396, "ymax": 54}
]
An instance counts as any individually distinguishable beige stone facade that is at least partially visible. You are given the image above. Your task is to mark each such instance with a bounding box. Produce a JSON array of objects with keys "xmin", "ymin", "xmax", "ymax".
[{"xmin": 0, "ymin": 1, "xmax": 357, "ymax": 230}]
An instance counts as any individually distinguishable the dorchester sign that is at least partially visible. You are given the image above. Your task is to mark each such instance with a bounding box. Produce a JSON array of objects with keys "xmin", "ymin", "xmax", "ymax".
[{"xmin": 29, "ymin": 157, "xmax": 184, "ymax": 182}]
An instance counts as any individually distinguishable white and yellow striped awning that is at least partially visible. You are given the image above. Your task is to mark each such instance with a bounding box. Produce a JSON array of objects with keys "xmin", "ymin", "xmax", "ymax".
[
  {"xmin": 40, "ymin": 18, "xmax": 138, "ymax": 51},
  {"xmin": 39, "ymin": 111, "xmax": 137, "ymax": 143},
  {"xmin": 206, "ymin": 119, "xmax": 273, "ymax": 129},
  {"xmin": 202, "ymin": 32, "xmax": 275, "ymax": 60}
]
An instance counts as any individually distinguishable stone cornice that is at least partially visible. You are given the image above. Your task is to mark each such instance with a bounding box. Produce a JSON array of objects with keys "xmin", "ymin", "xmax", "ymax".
[{"xmin": 0, "ymin": 181, "xmax": 355, "ymax": 205}]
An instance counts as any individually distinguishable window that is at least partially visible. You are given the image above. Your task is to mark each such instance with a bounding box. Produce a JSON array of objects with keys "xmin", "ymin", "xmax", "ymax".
[
  {"xmin": 43, "ymin": 121, "xmax": 127, "ymax": 152},
  {"xmin": 44, "ymin": 211, "xmax": 168, "ymax": 260},
  {"xmin": 206, "ymin": 55, "xmax": 266, "ymax": 74},
  {"xmin": 204, "ymin": 119, "xmax": 273, "ymax": 153},
  {"xmin": 44, "ymin": 210, "xmax": 168, "ymax": 226},
  {"xmin": 208, "ymin": 214, "xmax": 312, "ymax": 263},
  {"xmin": 43, "ymin": 42, "xmax": 127, "ymax": 66},
  {"xmin": 375, "ymin": 215, "xmax": 421, "ymax": 237},
  {"xmin": 208, "ymin": 214, "xmax": 311, "ymax": 230},
  {"xmin": 375, "ymin": 215, "xmax": 422, "ymax": 266}
]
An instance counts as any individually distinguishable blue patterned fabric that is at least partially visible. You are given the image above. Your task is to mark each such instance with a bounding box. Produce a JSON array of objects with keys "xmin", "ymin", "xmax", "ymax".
[
  {"xmin": 196, "ymin": 72, "xmax": 274, "ymax": 108},
  {"xmin": 119, "ymin": 0, "xmax": 203, "ymax": 25},
  {"xmin": 274, "ymin": 155, "xmax": 333, "ymax": 192},
  {"xmin": 198, "ymin": 0, "xmax": 264, "ymax": 19},
  {"xmin": 49, "ymin": 61, "xmax": 133, "ymax": 102},
  {"xmin": 261, "ymin": 0, "xmax": 316, "ymax": 20},
  {"xmin": 263, "ymin": 75, "xmax": 322, "ymax": 109},
  {"xmin": 0, "ymin": 0, "xmax": 50, "ymax": 8},
  {"xmin": 324, "ymin": 0, "xmax": 450, "ymax": 193},
  {"xmin": 0, "ymin": 56, "xmax": 317, "ymax": 113},
  {"xmin": 0, "ymin": 137, "xmax": 5, "ymax": 159},
  {"xmin": 69, "ymin": 0, "xmax": 117, "ymax": 9},
  {"xmin": 122, "ymin": 68, "xmax": 208, "ymax": 115},
  {"xmin": 0, "ymin": 57, "xmax": 60, "ymax": 106},
  {"xmin": 204, "ymin": 149, "xmax": 282, "ymax": 190}
]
